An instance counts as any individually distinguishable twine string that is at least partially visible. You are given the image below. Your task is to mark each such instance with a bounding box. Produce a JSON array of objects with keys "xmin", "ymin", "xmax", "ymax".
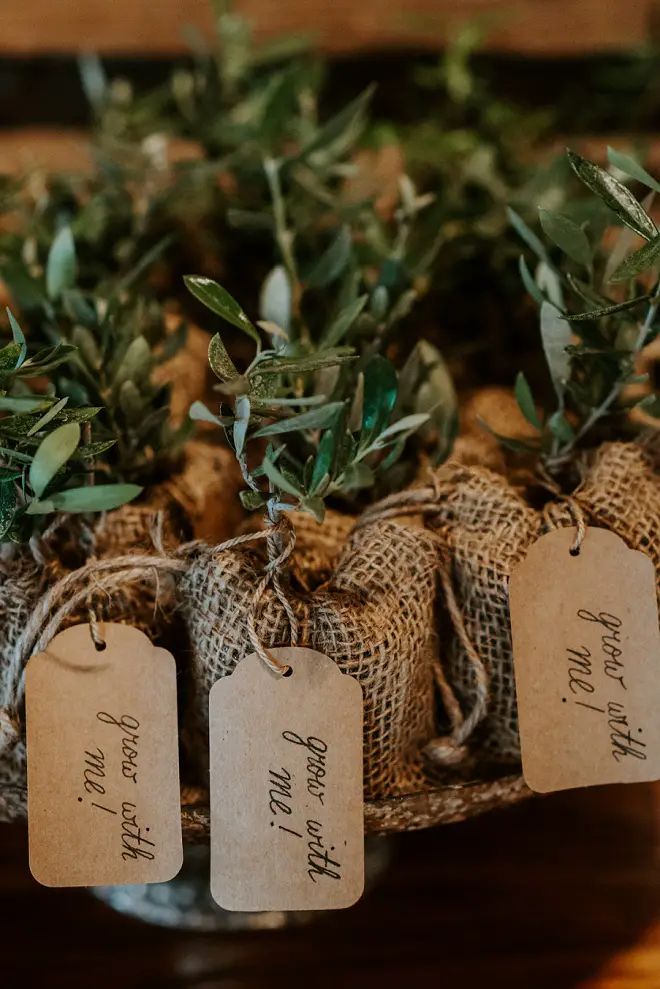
[
  {"xmin": 2, "ymin": 515, "xmax": 300, "ymax": 742},
  {"xmin": 536, "ymin": 463, "xmax": 587, "ymax": 555},
  {"xmin": 245, "ymin": 511, "xmax": 297, "ymax": 677}
]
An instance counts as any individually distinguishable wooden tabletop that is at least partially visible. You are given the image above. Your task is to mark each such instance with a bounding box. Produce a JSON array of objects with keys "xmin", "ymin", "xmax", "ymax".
[{"xmin": 1, "ymin": 782, "xmax": 658, "ymax": 988}]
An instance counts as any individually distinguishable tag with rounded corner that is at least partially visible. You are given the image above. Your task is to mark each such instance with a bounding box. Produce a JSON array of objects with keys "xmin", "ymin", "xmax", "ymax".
[
  {"xmin": 26, "ymin": 623, "xmax": 183, "ymax": 887},
  {"xmin": 510, "ymin": 526, "xmax": 660, "ymax": 793},
  {"xmin": 209, "ymin": 647, "xmax": 365, "ymax": 912}
]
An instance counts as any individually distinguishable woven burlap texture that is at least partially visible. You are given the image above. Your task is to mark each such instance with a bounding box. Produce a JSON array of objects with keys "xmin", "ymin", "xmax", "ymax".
[
  {"xmin": 0, "ymin": 442, "xmax": 224, "ymax": 823},
  {"xmin": 428, "ymin": 439, "xmax": 659, "ymax": 763},
  {"xmin": 181, "ymin": 515, "xmax": 440, "ymax": 800}
]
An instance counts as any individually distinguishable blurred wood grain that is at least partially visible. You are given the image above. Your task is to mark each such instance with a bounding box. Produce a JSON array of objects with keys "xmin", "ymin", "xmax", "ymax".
[
  {"xmin": 0, "ymin": 783, "xmax": 658, "ymax": 988},
  {"xmin": 3, "ymin": 128, "xmax": 660, "ymax": 178},
  {"xmin": 1, "ymin": 0, "xmax": 658, "ymax": 56}
]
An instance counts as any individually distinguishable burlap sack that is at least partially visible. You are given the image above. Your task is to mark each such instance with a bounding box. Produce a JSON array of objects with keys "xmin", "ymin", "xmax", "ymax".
[
  {"xmin": 0, "ymin": 547, "xmax": 56, "ymax": 821},
  {"xmin": 0, "ymin": 439, "xmax": 242, "ymax": 822},
  {"xmin": 181, "ymin": 515, "xmax": 442, "ymax": 799},
  {"xmin": 426, "ymin": 438, "xmax": 659, "ymax": 763}
]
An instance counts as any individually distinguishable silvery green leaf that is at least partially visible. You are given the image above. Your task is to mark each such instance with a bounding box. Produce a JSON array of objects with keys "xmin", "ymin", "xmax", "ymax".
[
  {"xmin": 507, "ymin": 207, "xmax": 549, "ymax": 263},
  {"xmin": 78, "ymin": 53, "xmax": 107, "ymax": 112},
  {"xmin": 6, "ymin": 309, "xmax": 26, "ymax": 366},
  {"xmin": 310, "ymin": 426, "xmax": 339, "ymax": 493},
  {"xmin": 547, "ymin": 410, "xmax": 575, "ymax": 443},
  {"xmin": 256, "ymin": 320, "xmax": 289, "ymax": 346},
  {"xmin": 119, "ymin": 380, "xmax": 143, "ymax": 422},
  {"xmin": 46, "ymin": 227, "xmax": 77, "ymax": 300},
  {"xmin": 348, "ymin": 372, "xmax": 364, "ymax": 432},
  {"xmin": 114, "ymin": 335, "xmax": 151, "ymax": 387},
  {"xmin": 27, "ymin": 483, "xmax": 142, "ymax": 515},
  {"xmin": 301, "ymin": 496, "xmax": 325, "ymax": 523},
  {"xmin": 253, "ymin": 402, "xmax": 344, "ymax": 438},
  {"xmin": 563, "ymin": 295, "xmax": 651, "ymax": 321},
  {"xmin": 27, "ymin": 396, "xmax": 69, "ymax": 436},
  {"xmin": 374, "ymin": 412, "xmax": 430, "ymax": 445},
  {"xmin": 29, "ymin": 422, "xmax": 81, "ymax": 498},
  {"xmin": 478, "ymin": 417, "xmax": 541, "ymax": 454},
  {"xmin": 189, "ymin": 400, "xmax": 223, "ymax": 425},
  {"xmin": 637, "ymin": 393, "xmax": 660, "ymax": 417},
  {"xmin": 0, "ymin": 396, "xmax": 50, "ymax": 413},
  {"xmin": 255, "ymin": 351, "xmax": 356, "ymax": 375},
  {"xmin": 415, "ymin": 340, "xmax": 457, "ymax": 428},
  {"xmin": 262, "ymin": 456, "xmax": 303, "ymax": 498},
  {"xmin": 297, "ymin": 84, "xmax": 374, "ymax": 162},
  {"xmin": 305, "ymin": 227, "xmax": 352, "ymax": 289},
  {"xmin": 72, "ymin": 325, "xmax": 101, "ymax": 370},
  {"xmin": 514, "ymin": 371, "xmax": 541, "ymax": 430},
  {"xmin": 538, "ymin": 208, "xmax": 592, "ymax": 268},
  {"xmin": 322, "ymin": 295, "xmax": 368, "ymax": 347},
  {"xmin": 535, "ymin": 261, "xmax": 563, "ymax": 309},
  {"xmin": 233, "ymin": 395, "xmax": 250, "ymax": 457},
  {"xmin": 0, "ymin": 446, "xmax": 31, "ymax": 465},
  {"xmin": 609, "ymin": 234, "xmax": 660, "ymax": 282},
  {"xmin": 184, "ymin": 275, "xmax": 260, "ymax": 346},
  {"xmin": 342, "ymin": 462, "xmax": 375, "ymax": 491},
  {"xmin": 607, "ymin": 147, "xmax": 660, "ymax": 195},
  {"xmin": 361, "ymin": 355, "xmax": 397, "ymax": 445},
  {"xmin": 259, "ymin": 266, "xmax": 291, "ymax": 332},
  {"xmin": 603, "ymin": 191, "xmax": 655, "ymax": 282},
  {"xmin": 75, "ymin": 439, "xmax": 117, "ymax": 459},
  {"xmin": 519, "ymin": 256, "xmax": 546, "ymax": 307},
  {"xmin": 0, "ymin": 405, "xmax": 100, "ymax": 438},
  {"xmin": 117, "ymin": 234, "xmax": 173, "ymax": 292},
  {"xmin": 251, "ymin": 395, "xmax": 326, "ymax": 409},
  {"xmin": 370, "ymin": 286, "xmax": 389, "ymax": 320},
  {"xmin": 18, "ymin": 342, "xmax": 77, "ymax": 378},
  {"xmin": 567, "ymin": 150, "xmax": 657, "ymax": 241},
  {"xmin": 208, "ymin": 333, "xmax": 240, "ymax": 383},
  {"xmin": 540, "ymin": 301, "xmax": 572, "ymax": 400}
]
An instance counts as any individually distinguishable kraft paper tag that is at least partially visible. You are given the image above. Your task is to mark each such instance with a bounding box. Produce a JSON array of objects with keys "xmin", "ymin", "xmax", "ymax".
[
  {"xmin": 510, "ymin": 526, "xmax": 660, "ymax": 793},
  {"xmin": 209, "ymin": 647, "xmax": 364, "ymax": 912},
  {"xmin": 26, "ymin": 623, "xmax": 183, "ymax": 887}
]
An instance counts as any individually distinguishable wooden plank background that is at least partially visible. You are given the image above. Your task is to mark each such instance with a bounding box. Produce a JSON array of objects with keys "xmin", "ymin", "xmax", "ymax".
[{"xmin": 1, "ymin": 0, "xmax": 658, "ymax": 56}]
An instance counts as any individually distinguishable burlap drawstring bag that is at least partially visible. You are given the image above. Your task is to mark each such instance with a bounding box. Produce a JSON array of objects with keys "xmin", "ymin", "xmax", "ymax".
[
  {"xmin": 364, "ymin": 437, "xmax": 659, "ymax": 764},
  {"xmin": 180, "ymin": 512, "xmax": 449, "ymax": 800},
  {"xmin": 0, "ymin": 439, "xmax": 242, "ymax": 822}
]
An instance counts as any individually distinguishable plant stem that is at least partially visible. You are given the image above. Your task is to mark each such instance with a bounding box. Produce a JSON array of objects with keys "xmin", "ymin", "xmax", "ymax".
[{"xmin": 549, "ymin": 290, "xmax": 658, "ymax": 467}]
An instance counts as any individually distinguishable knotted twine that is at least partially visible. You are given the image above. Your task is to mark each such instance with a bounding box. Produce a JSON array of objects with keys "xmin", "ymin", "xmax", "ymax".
[
  {"xmin": 0, "ymin": 512, "xmax": 301, "ymax": 822},
  {"xmin": 359, "ymin": 439, "xmax": 658, "ymax": 764},
  {"xmin": 3, "ymin": 438, "xmax": 652, "ymax": 822}
]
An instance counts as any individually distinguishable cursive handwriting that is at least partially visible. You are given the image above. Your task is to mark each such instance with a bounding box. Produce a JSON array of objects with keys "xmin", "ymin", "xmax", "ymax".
[
  {"xmin": 97, "ymin": 711, "xmax": 140, "ymax": 783},
  {"xmin": 282, "ymin": 730, "xmax": 328, "ymax": 806}
]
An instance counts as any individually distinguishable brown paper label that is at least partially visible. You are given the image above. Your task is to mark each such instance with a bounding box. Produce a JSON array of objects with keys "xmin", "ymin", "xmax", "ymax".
[
  {"xmin": 510, "ymin": 526, "xmax": 660, "ymax": 793},
  {"xmin": 209, "ymin": 647, "xmax": 364, "ymax": 912},
  {"xmin": 26, "ymin": 623, "xmax": 183, "ymax": 887}
]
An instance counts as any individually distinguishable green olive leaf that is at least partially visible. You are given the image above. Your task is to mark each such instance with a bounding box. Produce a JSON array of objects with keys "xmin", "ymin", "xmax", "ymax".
[
  {"xmin": 29, "ymin": 422, "xmax": 81, "ymax": 498},
  {"xmin": 567, "ymin": 149, "xmax": 657, "ymax": 241},
  {"xmin": 184, "ymin": 275, "xmax": 260, "ymax": 346}
]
